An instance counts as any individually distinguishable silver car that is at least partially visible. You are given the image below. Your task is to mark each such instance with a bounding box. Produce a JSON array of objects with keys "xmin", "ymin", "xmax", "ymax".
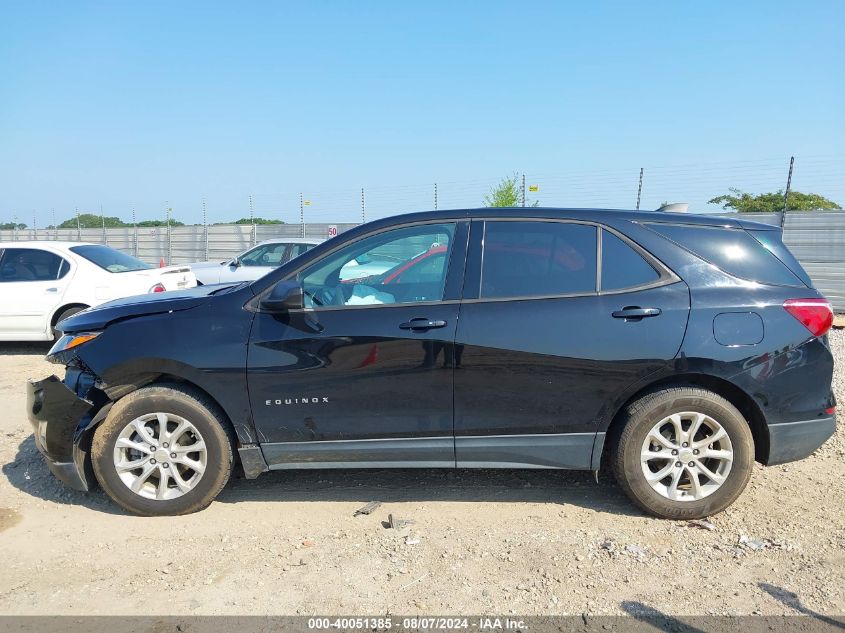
[{"xmin": 190, "ymin": 238, "xmax": 323, "ymax": 285}]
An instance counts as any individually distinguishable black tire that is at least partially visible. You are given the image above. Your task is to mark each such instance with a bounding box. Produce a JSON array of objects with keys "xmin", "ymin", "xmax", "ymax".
[
  {"xmin": 611, "ymin": 387, "xmax": 754, "ymax": 520},
  {"xmin": 91, "ymin": 383, "xmax": 234, "ymax": 516},
  {"xmin": 52, "ymin": 305, "xmax": 87, "ymax": 340}
]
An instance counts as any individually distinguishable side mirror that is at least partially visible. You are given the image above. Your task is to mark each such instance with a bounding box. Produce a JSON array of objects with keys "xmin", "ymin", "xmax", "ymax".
[
  {"xmin": 260, "ymin": 280, "xmax": 304, "ymax": 312},
  {"xmin": 230, "ymin": 257, "xmax": 241, "ymax": 268}
]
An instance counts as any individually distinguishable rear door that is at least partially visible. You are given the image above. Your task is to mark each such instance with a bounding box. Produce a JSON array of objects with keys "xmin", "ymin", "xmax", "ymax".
[
  {"xmin": 453, "ymin": 219, "xmax": 690, "ymax": 469},
  {"xmin": 0, "ymin": 247, "xmax": 71, "ymax": 338}
]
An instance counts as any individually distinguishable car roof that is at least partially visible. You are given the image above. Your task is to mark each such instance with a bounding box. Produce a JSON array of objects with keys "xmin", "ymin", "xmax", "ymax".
[
  {"xmin": 0, "ymin": 241, "xmax": 99, "ymax": 249},
  {"xmin": 356, "ymin": 207, "xmax": 778, "ymax": 231},
  {"xmin": 254, "ymin": 237, "xmax": 324, "ymax": 246}
]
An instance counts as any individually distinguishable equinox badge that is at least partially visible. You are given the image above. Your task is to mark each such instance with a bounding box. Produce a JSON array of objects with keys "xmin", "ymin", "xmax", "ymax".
[{"xmin": 266, "ymin": 397, "xmax": 329, "ymax": 405}]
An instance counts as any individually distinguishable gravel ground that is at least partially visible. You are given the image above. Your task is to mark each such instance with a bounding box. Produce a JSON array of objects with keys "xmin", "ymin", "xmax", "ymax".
[{"xmin": 0, "ymin": 331, "xmax": 842, "ymax": 617}]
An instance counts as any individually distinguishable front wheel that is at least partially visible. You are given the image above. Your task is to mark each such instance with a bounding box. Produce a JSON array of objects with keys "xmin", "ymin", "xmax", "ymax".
[
  {"xmin": 611, "ymin": 387, "xmax": 754, "ymax": 519},
  {"xmin": 91, "ymin": 383, "xmax": 234, "ymax": 516}
]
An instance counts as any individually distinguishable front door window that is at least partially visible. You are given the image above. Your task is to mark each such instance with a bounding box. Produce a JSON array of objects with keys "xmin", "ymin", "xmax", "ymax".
[{"xmin": 297, "ymin": 223, "xmax": 455, "ymax": 307}]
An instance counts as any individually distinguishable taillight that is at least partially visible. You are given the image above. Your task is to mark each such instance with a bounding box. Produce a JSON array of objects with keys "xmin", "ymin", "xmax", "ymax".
[
  {"xmin": 783, "ymin": 298, "xmax": 833, "ymax": 337},
  {"xmin": 149, "ymin": 283, "xmax": 166, "ymax": 293}
]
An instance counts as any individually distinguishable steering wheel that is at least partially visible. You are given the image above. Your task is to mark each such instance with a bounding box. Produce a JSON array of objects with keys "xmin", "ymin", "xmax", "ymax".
[{"xmin": 311, "ymin": 287, "xmax": 345, "ymax": 307}]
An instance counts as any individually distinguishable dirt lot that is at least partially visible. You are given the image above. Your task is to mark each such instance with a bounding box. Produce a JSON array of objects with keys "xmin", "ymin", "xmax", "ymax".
[{"xmin": 0, "ymin": 332, "xmax": 843, "ymax": 617}]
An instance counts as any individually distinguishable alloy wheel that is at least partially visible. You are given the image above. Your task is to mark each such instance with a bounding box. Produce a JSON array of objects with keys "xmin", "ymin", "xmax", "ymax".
[
  {"xmin": 113, "ymin": 412, "xmax": 207, "ymax": 500},
  {"xmin": 640, "ymin": 411, "xmax": 734, "ymax": 501}
]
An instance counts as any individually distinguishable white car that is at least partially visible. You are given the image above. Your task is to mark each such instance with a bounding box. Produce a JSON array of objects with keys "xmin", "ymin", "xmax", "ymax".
[
  {"xmin": 190, "ymin": 238, "xmax": 323, "ymax": 285},
  {"xmin": 0, "ymin": 241, "xmax": 197, "ymax": 341}
]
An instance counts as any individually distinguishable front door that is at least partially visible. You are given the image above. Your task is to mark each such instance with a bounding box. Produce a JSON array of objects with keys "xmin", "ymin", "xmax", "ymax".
[
  {"xmin": 248, "ymin": 221, "xmax": 468, "ymax": 468},
  {"xmin": 0, "ymin": 247, "xmax": 71, "ymax": 338},
  {"xmin": 453, "ymin": 219, "xmax": 690, "ymax": 469}
]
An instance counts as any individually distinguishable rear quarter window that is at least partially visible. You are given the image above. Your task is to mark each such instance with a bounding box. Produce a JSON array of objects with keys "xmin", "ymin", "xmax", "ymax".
[
  {"xmin": 601, "ymin": 230, "xmax": 660, "ymax": 291},
  {"xmin": 645, "ymin": 223, "xmax": 806, "ymax": 287}
]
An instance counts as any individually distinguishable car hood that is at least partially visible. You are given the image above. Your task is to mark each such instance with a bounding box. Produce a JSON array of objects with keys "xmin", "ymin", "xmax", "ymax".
[{"xmin": 57, "ymin": 284, "xmax": 228, "ymax": 334}]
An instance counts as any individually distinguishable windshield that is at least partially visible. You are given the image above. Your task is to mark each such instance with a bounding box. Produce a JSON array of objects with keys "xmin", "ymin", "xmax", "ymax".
[{"xmin": 70, "ymin": 245, "xmax": 153, "ymax": 273}]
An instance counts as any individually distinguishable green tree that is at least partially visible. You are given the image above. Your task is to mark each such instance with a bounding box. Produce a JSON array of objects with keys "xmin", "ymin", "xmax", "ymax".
[
  {"xmin": 57, "ymin": 214, "xmax": 127, "ymax": 229},
  {"xmin": 233, "ymin": 217, "xmax": 284, "ymax": 224},
  {"xmin": 484, "ymin": 173, "xmax": 538, "ymax": 208},
  {"xmin": 708, "ymin": 188, "xmax": 841, "ymax": 213},
  {"xmin": 137, "ymin": 219, "xmax": 185, "ymax": 227},
  {"xmin": 1, "ymin": 222, "xmax": 27, "ymax": 230}
]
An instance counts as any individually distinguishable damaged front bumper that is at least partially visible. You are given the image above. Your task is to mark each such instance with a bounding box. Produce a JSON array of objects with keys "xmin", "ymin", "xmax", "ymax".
[{"xmin": 26, "ymin": 372, "xmax": 109, "ymax": 491}]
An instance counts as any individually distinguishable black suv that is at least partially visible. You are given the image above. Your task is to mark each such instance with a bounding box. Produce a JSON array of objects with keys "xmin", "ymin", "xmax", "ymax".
[{"xmin": 28, "ymin": 208, "xmax": 836, "ymax": 518}]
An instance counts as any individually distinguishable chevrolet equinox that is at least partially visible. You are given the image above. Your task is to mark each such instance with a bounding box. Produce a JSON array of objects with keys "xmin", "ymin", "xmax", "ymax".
[{"xmin": 28, "ymin": 208, "xmax": 836, "ymax": 518}]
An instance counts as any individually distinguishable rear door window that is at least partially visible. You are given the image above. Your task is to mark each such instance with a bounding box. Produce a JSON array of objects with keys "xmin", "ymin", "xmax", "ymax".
[
  {"xmin": 601, "ymin": 230, "xmax": 660, "ymax": 291},
  {"xmin": 646, "ymin": 223, "xmax": 805, "ymax": 287},
  {"xmin": 0, "ymin": 248, "xmax": 69, "ymax": 282},
  {"xmin": 480, "ymin": 221, "xmax": 597, "ymax": 299},
  {"xmin": 288, "ymin": 243, "xmax": 312, "ymax": 260}
]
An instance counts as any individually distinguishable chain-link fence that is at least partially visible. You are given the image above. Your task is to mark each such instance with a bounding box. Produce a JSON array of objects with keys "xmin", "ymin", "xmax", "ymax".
[{"xmin": 4, "ymin": 156, "xmax": 844, "ymax": 229}]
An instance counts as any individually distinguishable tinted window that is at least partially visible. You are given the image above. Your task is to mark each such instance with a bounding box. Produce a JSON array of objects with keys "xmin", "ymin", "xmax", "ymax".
[
  {"xmin": 748, "ymin": 230, "xmax": 812, "ymax": 288},
  {"xmin": 241, "ymin": 243, "xmax": 288, "ymax": 266},
  {"xmin": 289, "ymin": 243, "xmax": 314, "ymax": 259},
  {"xmin": 70, "ymin": 245, "xmax": 151, "ymax": 273},
  {"xmin": 646, "ymin": 223, "xmax": 804, "ymax": 287},
  {"xmin": 601, "ymin": 230, "xmax": 660, "ymax": 291},
  {"xmin": 480, "ymin": 221, "xmax": 597, "ymax": 298},
  {"xmin": 298, "ymin": 223, "xmax": 455, "ymax": 307},
  {"xmin": 0, "ymin": 248, "xmax": 69, "ymax": 282}
]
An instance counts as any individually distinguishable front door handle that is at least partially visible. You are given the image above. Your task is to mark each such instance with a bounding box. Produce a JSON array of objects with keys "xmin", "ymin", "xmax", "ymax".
[
  {"xmin": 612, "ymin": 307, "xmax": 662, "ymax": 320},
  {"xmin": 399, "ymin": 318, "xmax": 447, "ymax": 331},
  {"xmin": 45, "ymin": 287, "xmax": 59, "ymax": 293}
]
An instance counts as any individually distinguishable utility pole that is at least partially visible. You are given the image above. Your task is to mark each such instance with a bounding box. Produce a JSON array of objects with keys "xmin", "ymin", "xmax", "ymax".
[
  {"xmin": 300, "ymin": 193, "xmax": 305, "ymax": 237},
  {"xmin": 75, "ymin": 207, "xmax": 81, "ymax": 241},
  {"xmin": 100, "ymin": 203, "xmax": 106, "ymax": 244},
  {"xmin": 361, "ymin": 188, "xmax": 366, "ymax": 224},
  {"xmin": 434, "ymin": 183, "xmax": 438, "ymax": 210},
  {"xmin": 166, "ymin": 203, "xmax": 172, "ymax": 265},
  {"xmin": 51, "ymin": 208, "xmax": 56, "ymax": 239},
  {"xmin": 780, "ymin": 156, "xmax": 795, "ymax": 228},
  {"xmin": 132, "ymin": 207, "xmax": 138, "ymax": 256},
  {"xmin": 13, "ymin": 214, "xmax": 18, "ymax": 241},
  {"xmin": 32, "ymin": 210, "xmax": 37, "ymax": 238},
  {"xmin": 202, "ymin": 198, "xmax": 209, "ymax": 260},
  {"xmin": 249, "ymin": 194, "xmax": 256, "ymax": 246},
  {"xmin": 636, "ymin": 168, "xmax": 644, "ymax": 210},
  {"xmin": 521, "ymin": 174, "xmax": 526, "ymax": 207}
]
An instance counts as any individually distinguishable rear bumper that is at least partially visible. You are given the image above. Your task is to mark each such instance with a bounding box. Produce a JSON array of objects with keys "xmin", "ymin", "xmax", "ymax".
[
  {"xmin": 26, "ymin": 375, "xmax": 96, "ymax": 491},
  {"xmin": 766, "ymin": 415, "xmax": 836, "ymax": 466}
]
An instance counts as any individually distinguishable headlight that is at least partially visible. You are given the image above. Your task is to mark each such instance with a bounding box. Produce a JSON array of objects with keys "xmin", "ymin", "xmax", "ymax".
[{"xmin": 48, "ymin": 332, "xmax": 101, "ymax": 356}]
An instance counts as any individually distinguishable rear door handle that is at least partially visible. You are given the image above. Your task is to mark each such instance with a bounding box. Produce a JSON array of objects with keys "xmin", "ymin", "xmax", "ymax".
[
  {"xmin": 399, "ymin": 318, "xmax": 447, "ymax": 331},
  {"xmin": 612, "ymin": 307, "xmax": 662, "ymax": 320},
  {"xmin": 45, "ymin": 288, "xmax": 59, "ymax": 293}
]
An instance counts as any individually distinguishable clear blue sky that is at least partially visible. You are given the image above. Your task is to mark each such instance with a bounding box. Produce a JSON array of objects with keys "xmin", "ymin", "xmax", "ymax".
[{"xmin": 1, "ymin": 1, "xmax": 843, "ymax": 225}]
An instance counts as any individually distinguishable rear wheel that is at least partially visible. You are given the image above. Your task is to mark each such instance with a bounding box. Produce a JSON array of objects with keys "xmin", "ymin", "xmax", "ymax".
[
  {"xmin": 611, "ymin": 387, "xmax": 754, "ymax": 519},
  {"xmin": 91, "ymin": 383, "xmax": 233, "ymax": 516}
]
